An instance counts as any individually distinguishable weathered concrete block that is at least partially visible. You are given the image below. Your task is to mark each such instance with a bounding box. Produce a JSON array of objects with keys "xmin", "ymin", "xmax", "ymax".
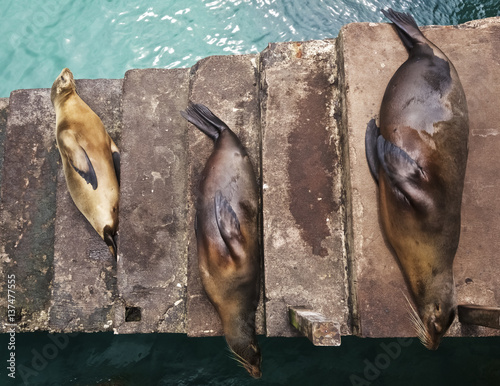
[
  {"xmin": 0, "ymin": 89, "xmax": 58, "ymax": 332},
  {"xmin": 289, "ymin": 306, "xmax": 341, "ymax": 346},
  {"xmin": 50, "ymin": 79, "xmax": 122, "ymax": 332},
  {"xmin": 117, "ymin": 69, "xmax": 190, "ymax": 333},
  {"xmin": 186, "ymin": 54, "xmax": 262, "ymax": 336},
  {"xmin": 0, "ymin": 98, "xmax": 9, "ymax": 326},
  {"xmin": 443, "ymin": 18, "xmax": 500, "ymax": 338},
  {"xmin": 339, "ymin": 17, "xmax": 500, "ymax": 338},
  {"xmin": 260, "ymin": 40, "xmax": 350, "ymax": 337},
  {"xmin": 458, "ymin": 304, "xmax": 500, "ymax": 330},
  {"xmin": 0, "ymin": 98, "xmax": 9, "ymax": 188}
]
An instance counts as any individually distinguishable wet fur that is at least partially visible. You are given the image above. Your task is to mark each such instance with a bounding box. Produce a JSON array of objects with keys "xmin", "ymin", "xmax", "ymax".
[
  {"xmin": 366, "ymin": 9, "xmax": 468, "ymax": 349},
  {"xmin": 182, "ymin": 103, "xmax": 262, "ymax": 378}
]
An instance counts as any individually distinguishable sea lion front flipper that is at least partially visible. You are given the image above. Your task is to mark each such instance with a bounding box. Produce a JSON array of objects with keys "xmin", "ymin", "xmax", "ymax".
[
  {"xmin": 110, "ymin": 139, "xmax": 121, "ymax": 186},
  {"xmin": 112, "ymin": 152, "xmax": 120, "ymax": 185},
  {"xmin": 365, "ymin": 119, "xmax": 380, "ymax": 183},
  {"xmin": 59, "ymin": 132, "xmax": 98, "ymax": 190},
  {"xmin": 376, "ymin": 135, "xmax": 427, "ymax": 208},
  {"xmin": 214, "ymin": 190, "xmax": 245, "ymax": 260}
]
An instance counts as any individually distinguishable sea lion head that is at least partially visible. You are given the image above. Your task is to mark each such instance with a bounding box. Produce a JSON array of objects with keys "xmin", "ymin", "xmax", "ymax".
[
  {"xmin": 226, "ymin": 335, "xmax": 261, "ymax": 379},
  {"xmin": 51, "ymin": 68, "xmax": 76, "ymax": 106},
  {"xmin": 406, "ymin": 277, "xmax": 456, "ymax": 350}
]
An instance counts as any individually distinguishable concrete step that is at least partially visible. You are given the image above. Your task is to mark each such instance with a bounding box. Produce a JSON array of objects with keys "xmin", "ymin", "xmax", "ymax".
[
  {"xmin": 340, "ymin": 16, "xmax": 500, "ymax": 338},
  {"xmin": 260, "ymin": 40, "xmax": 350, "ymax": 337},
  {"xmin": 117, "ymin": 68, "xmax": 190, "ymax": 334},
  {"xmin": 50, "ymin": 79, "xmax": 122, "ymax": 333},
  {"xmin": 185, "ymin": 54, "xmax": 263, "ymax": 337},
  {"xmin": 0, "ymin": 88, "xmax": 58, "ymax": 331},
  {"xmin": 0, "ymin": 98, "xmax": 8, "ymax": 188}
]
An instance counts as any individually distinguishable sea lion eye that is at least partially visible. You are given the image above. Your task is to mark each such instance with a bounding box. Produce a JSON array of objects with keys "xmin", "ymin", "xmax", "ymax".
[
  {"xmin": 435, "ymin": 303, "xmax": 440, "ymax": 311},
  {"xmin": 61, "ymin": 76, "xmax": 65, "ymax": 82}
]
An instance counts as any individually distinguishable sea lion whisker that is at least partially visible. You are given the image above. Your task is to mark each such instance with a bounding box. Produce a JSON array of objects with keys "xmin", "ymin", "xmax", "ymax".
[
  {"xmin": 227, "ymin": 346, "xmax": 251, "ymax": 368},
  {"xmin": 402, "ymin": 292, "xmax": 420, "ymax": 324},
  {"xmin": 402, "ymin": 291, "xmax": 429, "ymax": 344}
]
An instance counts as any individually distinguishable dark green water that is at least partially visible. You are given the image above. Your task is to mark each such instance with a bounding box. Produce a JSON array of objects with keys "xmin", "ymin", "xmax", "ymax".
[
  {"xmin": 1, "ymin": 1, "xmax": 500, "ymax": 385},
  {"xmin": 1, "ymin": 333, "xmax": 499, "ymax": 385}
]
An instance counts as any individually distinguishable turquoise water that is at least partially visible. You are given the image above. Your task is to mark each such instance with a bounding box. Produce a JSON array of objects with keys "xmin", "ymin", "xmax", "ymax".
[
  {"xmin": 1, "ymin": 0, "xmax": 500, "ymax": 385},
  {"xmin": 0, "ymin": 0, "xmax": 499, "ymax": 97}
]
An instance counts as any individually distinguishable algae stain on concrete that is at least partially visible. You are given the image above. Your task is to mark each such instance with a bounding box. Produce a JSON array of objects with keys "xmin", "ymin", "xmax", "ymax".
[{"xmin": 286, "ymin": 71, "xmax": 339, "ymax": 257}]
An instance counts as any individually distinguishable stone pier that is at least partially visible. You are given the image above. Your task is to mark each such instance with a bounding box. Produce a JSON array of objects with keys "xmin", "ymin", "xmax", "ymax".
[{"xmin": 1, "ymin": 17, "xmax": 499, "ymax": 341}]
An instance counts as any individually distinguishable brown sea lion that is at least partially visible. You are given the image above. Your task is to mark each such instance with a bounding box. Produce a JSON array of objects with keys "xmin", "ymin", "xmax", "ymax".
[
  {"xmin": 51, "ymin": 68, "xmax": 120, "ymax": 258},
  {"xmin": 365, "ymin": 9, "xmax": 469, "ymax": 349},
  {"xmin": 181, "ymin": 103, "xmax": 261, "ymax": 378}
]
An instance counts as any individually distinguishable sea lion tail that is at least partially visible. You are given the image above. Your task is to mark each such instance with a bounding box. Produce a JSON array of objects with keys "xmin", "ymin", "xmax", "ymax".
[
  {"xmin": 103, "ymin": 225, "xmax": 117, "ymax": 259},
  {"xmin": 381, "ymin": 8, "xmax": 425, "ymax": 51},
  {"xmin": 180, "ymin": 102, "xmax": 229, "ymax": 140}
]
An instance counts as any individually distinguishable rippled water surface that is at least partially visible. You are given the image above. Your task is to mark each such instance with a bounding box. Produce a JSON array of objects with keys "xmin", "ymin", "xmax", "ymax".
[
  {"xmin": 0, "ymin": 0, "xmax": 499, "ymax": 96},
  {"xmin": 1, "ymin": 0, "xmax": 500, "ymax": 385}
]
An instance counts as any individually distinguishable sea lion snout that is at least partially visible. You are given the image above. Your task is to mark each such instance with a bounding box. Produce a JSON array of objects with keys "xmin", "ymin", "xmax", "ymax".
[
  {"xmin": 58, "ymin": 67, "xmax": 73, "ymax": 82},
  {"xmin": 226, "ymin": 335, "xmax": 262, "ymax": 379},
  {"xmin": 421, "ymin": 302, "xmax": 456, "ymax": 350},
  {"xmin": 51, "ymin": 68, "xmax": 76, "ymax": 105},
  {"xmin": 409, "ymin": 276, "xmax": 456, "ymax": 350}
]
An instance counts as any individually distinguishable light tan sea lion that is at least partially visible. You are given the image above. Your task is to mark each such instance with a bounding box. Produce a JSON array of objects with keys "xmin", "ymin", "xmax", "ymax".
[{"xmin": 51, "ymin": 68, "xmax": 120, "ymax": 258}]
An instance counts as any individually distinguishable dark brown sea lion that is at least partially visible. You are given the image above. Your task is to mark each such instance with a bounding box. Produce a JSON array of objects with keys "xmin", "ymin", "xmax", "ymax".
[
  {"xmin": 51, "ymin": 68, "xmax": 120, "ymax": 258},
  {"xmin": 365, "ymin": 9, "xmax": 469, "ymax": 349},
  {"xmin": 181, "ymin": 103, "xmax": 261, "ymax": 378}
]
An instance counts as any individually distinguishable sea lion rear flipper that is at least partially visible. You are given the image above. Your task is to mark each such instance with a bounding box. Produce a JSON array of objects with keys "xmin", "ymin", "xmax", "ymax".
[
  {"xmin": 180, "ymin": 102, "xmax": 229, "ymax": 140},
  {"xmin": 377, "ymin": 136, "xmax": 426, "ymax": 208},
  {"xmin": 214, "ymin": 191, "xmax": 245, "ymax": 260},
  {"xmin": 365, "ymin": 119, "xmax": 380, "ymax": 183},
  {"xmin": 59, "ymin": 132, "xmax": 98, "ymax": 190},
  {"xmin": 382, "ymin": 8, "xmax": 425, "ymax": 51}
]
